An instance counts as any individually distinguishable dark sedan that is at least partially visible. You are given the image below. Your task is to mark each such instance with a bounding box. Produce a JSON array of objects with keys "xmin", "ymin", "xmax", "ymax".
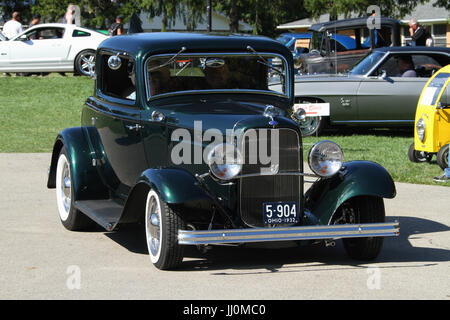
[{"xmin": 294, "ymin": 46, "xmax": 450, "ymax": 136}]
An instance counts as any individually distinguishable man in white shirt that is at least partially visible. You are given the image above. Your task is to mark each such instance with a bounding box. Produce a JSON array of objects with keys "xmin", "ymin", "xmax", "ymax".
[{"xmin": 3, "ymin": 12, "xmax": 23, "ymax": 39}]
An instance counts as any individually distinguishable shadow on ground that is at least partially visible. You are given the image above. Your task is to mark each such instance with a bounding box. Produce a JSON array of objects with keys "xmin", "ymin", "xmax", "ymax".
[{"xmin": 104, "ymin": 215, "xmax": 449, "ymax": 272}]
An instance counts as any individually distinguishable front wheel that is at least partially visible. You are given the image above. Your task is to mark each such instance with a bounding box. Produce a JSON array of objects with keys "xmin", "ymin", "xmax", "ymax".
[
  {"xmin": 334, "ymin": 196, "xmax": 385, "ymax": 261},
  {"xmin": 55, "ymin": 147, "xmax": 94, "ymax": 231},
  {"xmin": 145, "ymin": 189, "xmax": 184, "ymax": 270},
  {"xmin": 74, "ymin": 50, "xmax": 96, "ymax": 76},
  {"xmin": 296, "ymin": 116, "xmax": 326, "ymax": 137},
  {"xmin": 436, "ymin": 144, "xmax": 449, "ymax": 170},
  {"xmin": 408, "ymin": 142, "xmax": 432, "ymax": 163}
]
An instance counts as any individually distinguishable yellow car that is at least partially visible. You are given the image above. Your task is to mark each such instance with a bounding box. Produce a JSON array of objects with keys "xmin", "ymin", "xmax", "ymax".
[{"xmin": 409, "ymin": 64, "xmax": 450, "ymax": 169}]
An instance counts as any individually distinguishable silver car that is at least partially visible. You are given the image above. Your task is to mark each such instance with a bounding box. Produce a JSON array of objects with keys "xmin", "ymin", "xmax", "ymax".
[{"xmin": 294, "ymin": 46, "xmax": 450, "ymax": 136}]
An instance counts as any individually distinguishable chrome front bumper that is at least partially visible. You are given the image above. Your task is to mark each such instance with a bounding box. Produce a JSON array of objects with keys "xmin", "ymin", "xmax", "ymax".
[{"xmin": 178, "ymin": 222, "xmax": 399, "ymax": 245}]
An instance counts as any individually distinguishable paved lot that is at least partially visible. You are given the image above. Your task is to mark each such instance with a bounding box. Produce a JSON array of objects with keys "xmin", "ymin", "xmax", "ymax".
[{"xmin": 0, "ymin": 153, "xmax": 449, "ymax": 300}]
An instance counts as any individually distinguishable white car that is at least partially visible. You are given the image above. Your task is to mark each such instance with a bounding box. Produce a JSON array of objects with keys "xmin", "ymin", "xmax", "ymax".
[{"xmin": 0, "ymin": 23, "xmax": 109, "ymax": 75}]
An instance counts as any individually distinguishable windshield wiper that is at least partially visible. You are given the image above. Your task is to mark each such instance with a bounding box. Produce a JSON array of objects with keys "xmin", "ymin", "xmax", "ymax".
[
  {"xmin": 148, "ymin": 46, "xmax": 187, "ymax": 72},
  {"xmin": 246, "ymin": 45, "xmax": 284, "ymax": 76}
]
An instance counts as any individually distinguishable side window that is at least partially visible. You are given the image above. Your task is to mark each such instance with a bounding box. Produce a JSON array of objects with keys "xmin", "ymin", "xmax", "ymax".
[
  {"xmin": 376, "ymin": 55, "xmax": 401, "ymax": 77},
  {"xmin": 101, "ymin": 54, "xmax": 136, "ymax": 101},
  {"xmin": 73, "ymin": 30, "xmax": 91, "ymax": 37},
  {"xmin": 412, "ymin": 54, "xmax": 444, "ymax": 78},
  {"xmin": 28, "ymin": 27, "xmax": 65, "ymax": 40}
]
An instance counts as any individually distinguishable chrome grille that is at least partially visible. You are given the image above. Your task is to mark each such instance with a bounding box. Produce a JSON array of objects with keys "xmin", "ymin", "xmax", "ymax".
[{"xmin": 239, "ymin": 128, "xmax": 302, "ymax": 227}]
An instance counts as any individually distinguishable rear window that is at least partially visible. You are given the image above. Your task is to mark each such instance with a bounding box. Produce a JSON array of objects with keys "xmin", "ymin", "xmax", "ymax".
[{"xmin": 73, "ymin": 30, "xmax": 91, "ymax": 37}]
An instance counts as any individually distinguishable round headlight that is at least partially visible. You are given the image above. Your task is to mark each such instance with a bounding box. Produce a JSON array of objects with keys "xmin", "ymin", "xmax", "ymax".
[
  {"xmin": 416, "ymin": 118, "xmax": 426, "ymax": 142},
  {"xmin": 291, "ymin": 107, "xmax": 307, "ymax": 122},
  {"xmin": 308, "ymin": 141, "xmax": 344, "ymax": 177},
  {"xmin": 207, "ymin": 144, "xmax": 243, "ymax": 180}
]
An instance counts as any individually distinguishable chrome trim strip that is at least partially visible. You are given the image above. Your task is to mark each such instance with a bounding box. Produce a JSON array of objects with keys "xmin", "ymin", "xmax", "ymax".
[
  {"xmin": 236, "ymin": 171, "xmax": 316, "ymax": 179},
  {"xmin": 178, "ymin": 222, "xmax": 399, "ymax": 245}
]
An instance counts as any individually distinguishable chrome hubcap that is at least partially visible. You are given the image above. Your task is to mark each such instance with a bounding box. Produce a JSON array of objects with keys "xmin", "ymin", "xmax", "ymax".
[
  {"xmin": 147, "ymin": 195, "xmax": 161, "ymax": 257},
  {"xmin": 80, "ymin": 54, "xmax": 95, "ymax": 75},
  {"xmin": 298, "ymin": 116, "xmax": 320, "ymax": 136},
  {"xmin": 60, "ymin": 162, "xmax": 71, "ymax": 212}
]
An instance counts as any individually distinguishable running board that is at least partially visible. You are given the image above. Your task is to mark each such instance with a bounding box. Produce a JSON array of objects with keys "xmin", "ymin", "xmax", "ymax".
[
  {"xmin": 178, "ymin": 222, "xmax": 399, "ymax": 245},
  {"xmin": 74, "ymin": 200, "xmax": 123, "ymax": 231}
]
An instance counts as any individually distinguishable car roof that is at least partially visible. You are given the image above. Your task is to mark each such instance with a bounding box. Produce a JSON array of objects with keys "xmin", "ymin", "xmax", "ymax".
[
  {"xmin": 309, "ymin": 16, "xmax": 400, "ymax": 32},
  {"xmin": 98, "ymin": 32, "xmax": 293, "ymax": 59},
  {"xmin": 373, "ymin": 46, "xmax": 450, "ymax": 54},
  {"xmin": 278, "ymin": 32, "xmax": 311, "ymax": 39}
]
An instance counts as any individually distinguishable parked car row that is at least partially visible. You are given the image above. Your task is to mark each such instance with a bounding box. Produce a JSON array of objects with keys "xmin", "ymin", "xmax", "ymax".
[{"xmin": 293, "ymin": 46, "xmax": 450, "ymax": 136}]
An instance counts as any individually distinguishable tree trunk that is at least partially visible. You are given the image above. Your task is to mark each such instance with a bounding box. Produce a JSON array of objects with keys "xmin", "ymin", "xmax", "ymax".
[{"xmin": 229, "ymin": 2, "xmax": 239, "ymax": 33}]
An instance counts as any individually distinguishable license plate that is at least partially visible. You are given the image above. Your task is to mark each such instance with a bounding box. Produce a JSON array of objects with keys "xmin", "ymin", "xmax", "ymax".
[{"xmin": 263, "ymin": 202, "xmax": 299, "ymax": 225}]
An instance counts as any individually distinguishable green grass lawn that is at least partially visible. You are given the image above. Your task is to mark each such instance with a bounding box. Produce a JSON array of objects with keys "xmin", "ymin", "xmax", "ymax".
[{"xmin": 0, "ymin": 74, "xmax": 446, "ymax": 186}]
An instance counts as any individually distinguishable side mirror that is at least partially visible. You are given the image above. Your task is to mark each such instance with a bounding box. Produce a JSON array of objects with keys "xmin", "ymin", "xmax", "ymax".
[{"xmin": 17, "ymin": 34, "xmax": 28, "ymax": 41}]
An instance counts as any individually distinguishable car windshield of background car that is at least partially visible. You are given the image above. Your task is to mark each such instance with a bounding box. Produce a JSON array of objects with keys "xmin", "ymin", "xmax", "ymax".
[
  {"xmin": 420, "ymin": 72, "xmax": 450, "ymax": 106},
  {"xmin": 146, "ymin": 54, "xmax": 288, "ymax": 98},
  {"xmin": 349, "ymin": 51, "xmax": 385, "ymax": 75}
]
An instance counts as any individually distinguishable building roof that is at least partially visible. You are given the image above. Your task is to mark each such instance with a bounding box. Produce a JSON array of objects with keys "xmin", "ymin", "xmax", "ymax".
[
  {"xmin": 309, "ymin": 17, "xmax": 400, "ymax": 32},
  {"xmin": 134, "ymin": 10, "xmax": 253, "ymax": 32},
  {"xmin": 400, "ymin": 0, "xmax": 450, "ymax": 23}
]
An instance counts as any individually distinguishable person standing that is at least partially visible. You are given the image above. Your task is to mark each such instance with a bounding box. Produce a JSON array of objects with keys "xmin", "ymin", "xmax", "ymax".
[
  {"xmin": 3, "ymin": 11, "xmax": 23, "ymax": 39},
  {"xmin": 30, "ymin": 14, "xmax": 41, "ymax": 27},
  {"xmin": 2, "ymin": 12, "xmax": 23, "ymax": 76},
  {"xmin": 63, "ymin": 4, "xmax": 76, "ymax": 24},
  {"xmin": 108, "ymin": 15, "xmax": 124, "ymax": 36},
  {"xmin": 409, "ymin": 18, "xmax": 432, "ymax": 46},
  {"xmin": 128, "ymin": 12, "xmax": 143, "ymax": 34}
]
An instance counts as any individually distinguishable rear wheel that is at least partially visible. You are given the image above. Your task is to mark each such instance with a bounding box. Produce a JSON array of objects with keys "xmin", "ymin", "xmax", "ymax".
[
  {"xmin": 334, "ymin": 196, "xmax": 385, "ymax": 261},
  {"xmin": 408, "ymin": 142, "xmax": 432, "ymax": 163},
  {"xmin": 55, "ymin": 147, "xmax": 94, "ymax": 231},
  {"xmin": 74, "ymin": 50, "xmax": 96, "ymax": 76},
  {"xmin": 437, "ymin": 144, "xmax": 449, "ymax": 170},
  {"xmin": 145, "ymin": 189, "xmax": 184, "ymax": 270}
]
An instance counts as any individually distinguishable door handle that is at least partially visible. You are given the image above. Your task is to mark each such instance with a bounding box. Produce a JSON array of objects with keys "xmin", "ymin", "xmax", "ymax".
[{"xmin": 125, "ymin": 124, "xmax": 142, "ymax": 131}]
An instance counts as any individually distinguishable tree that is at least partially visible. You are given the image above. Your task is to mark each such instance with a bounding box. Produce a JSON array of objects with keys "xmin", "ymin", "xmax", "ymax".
[
  {"xmin": 32, "ymin": 0, "xmax": 140, "ymax": 28},
  {"xmin": 1, "ymin": 0, "xmax": 33, "ymax": 23},
  {"xmin": 303, "ymin": 0, "xmax": 430, "ymax": 20}
]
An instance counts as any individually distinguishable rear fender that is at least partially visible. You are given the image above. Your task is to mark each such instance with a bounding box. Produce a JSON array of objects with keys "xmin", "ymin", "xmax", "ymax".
[
  {"xmin": 47, "ymin": 127, "xmax": 109, "ymax": 201},
  {"xmin": 305, "ymin": 161, "xmax": 396, "ymax": 225}
]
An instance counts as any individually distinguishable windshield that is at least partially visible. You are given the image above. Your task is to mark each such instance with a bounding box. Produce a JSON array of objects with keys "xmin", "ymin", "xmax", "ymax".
[
  {"xmin": 349, "ymin": 51, "xmax": 385, "ymax": 75},
  {"xmin": 276, "ymin": 35, "xmax": 292, "ymax": 46},
  {"xmin": 420, "ymin": 73, "xmax": 450, "ymax": 106},
  {"xmin": 146, "ymin": 53, "xmax": 289, "ymax": 99}
]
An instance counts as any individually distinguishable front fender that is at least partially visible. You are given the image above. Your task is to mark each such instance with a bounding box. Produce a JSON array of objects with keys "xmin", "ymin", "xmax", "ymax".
[
  {"xmin": 47, "ymin": 127, "xmax": 108, "ymax": 201},
  {"xmin": 305, "ymin": 161, "xmax": 396, "ymax": 225},
  {"xmin": 118, "ymin": 168, "xmax": 215, "ymax": 224},
  {"xmin": 136, "ymin": 168, "xmax": 213, "ymax": 204}
]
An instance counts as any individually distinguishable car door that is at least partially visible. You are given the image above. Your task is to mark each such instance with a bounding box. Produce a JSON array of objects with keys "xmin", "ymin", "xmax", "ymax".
[
  {"xmin": 356, "ymin": 53, "xmax": 439, "ymax": 123},
  {"xmin": 85, "ymin": 54, "xmax": 147, "ymax": 194},
  {"xmin": 8, "ymin": 26, "xmax": 70, "ymax": 70}
]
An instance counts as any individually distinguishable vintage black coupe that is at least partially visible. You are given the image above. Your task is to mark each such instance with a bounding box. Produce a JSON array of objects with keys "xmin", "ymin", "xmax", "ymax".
[{"xmin": 47, "ymin": 33, "xmax": 399, "ymax": 269}]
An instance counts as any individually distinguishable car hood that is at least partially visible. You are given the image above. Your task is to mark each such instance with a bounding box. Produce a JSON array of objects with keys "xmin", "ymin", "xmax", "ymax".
[{"xmin": 161, "ymin": 97, "xmax": 298, "ymax": 134}]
